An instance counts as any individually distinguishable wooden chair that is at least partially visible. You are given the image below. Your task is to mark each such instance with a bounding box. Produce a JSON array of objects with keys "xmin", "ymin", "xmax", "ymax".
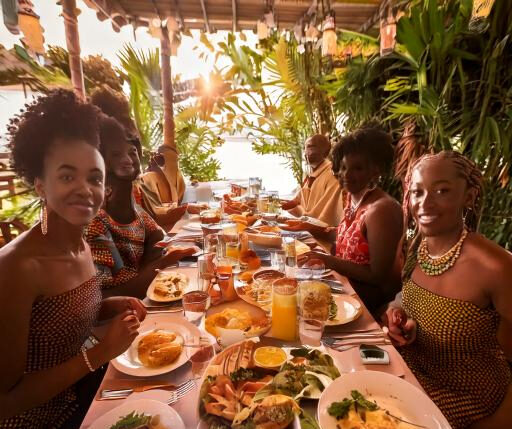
[{"xmin": 0, "ymin": 219, "xmax": 28, "ymax": 246}]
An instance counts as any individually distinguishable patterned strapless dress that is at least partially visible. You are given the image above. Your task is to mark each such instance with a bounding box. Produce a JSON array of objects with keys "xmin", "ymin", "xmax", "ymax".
[
  {"xmin": 0, "ymin": 275, "xmax": 102, "ymax": 428},
  {"xmin": 399, "ymin": 278, "xmax": 511, "ymax": 429}
]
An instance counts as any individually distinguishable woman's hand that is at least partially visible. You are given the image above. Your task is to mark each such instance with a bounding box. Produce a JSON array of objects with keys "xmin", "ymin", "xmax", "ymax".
[
  {"xmin": 97, "ymin": 310, "xmax": 140, "ymax": 362},
  {"xmin": 280, "ymin": 199, "xmax": 298, "ymax": 210},
  {"xmin": 382, "ymin": 306, "xmax": 417, "ymax": 346},
  {"xmin": 187, "ymin": 203, "xmax": 208, "ymax": 214},
  {"xmin": 280, "ymin": 219, "xmax": 327, "ymax": 235},
  {"xmin": 298, "ymin": 250, "xmax": 333, "ymax": 268},
  {"xmin": 159, "ymin": 247, "xmax": 196, "ymax": 269},
  {"xmin": 101, "ymin": 297, "xmax": 147, "ymax": 322}
]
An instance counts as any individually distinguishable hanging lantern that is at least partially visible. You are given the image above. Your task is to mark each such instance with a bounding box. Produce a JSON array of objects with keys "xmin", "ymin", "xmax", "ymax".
[
  {"xmin": 257, "ymin": 19, "xmax": 268, "ymax": 40},
  {"xmin": 148, "ymin": 18, "xmax": 163, "ymax": 39},
  {"xmin": 264, "ymin": 10, "xmax": 275, "ymax": 29},
  {"xmin": 305, "ymin": 23, "xmax": 320, "ymax": 42},
  {"xmin": 380, "ymin": 5, "xmax": 396, "ymax": 56},
  {"xmin": 321, "ymin": 14, "xmax": 337, "ymax": 57}
]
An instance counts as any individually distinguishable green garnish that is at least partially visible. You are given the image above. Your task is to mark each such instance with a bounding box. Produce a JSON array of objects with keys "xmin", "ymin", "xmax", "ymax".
[
  {"xmin": 230, "ymin": 367, "xmax": 256, "ymax": 382},
  {"xmin": 109, "ymin": 411, "xmax": 151, "ymax": 429},
  {"xmin": 329, "ymin": 297, "xmax": 338, "ymax": 320},
  {"xmin": 351, "ymin": 390, "xmax": 379, "ymax": 411},
  {"xmin": 327, "ymin": 390, "xmax": 379, "ymax": 421},
  {"xmin": 327, "ymin": 399, "xmax": 353, "ymax": 420}
]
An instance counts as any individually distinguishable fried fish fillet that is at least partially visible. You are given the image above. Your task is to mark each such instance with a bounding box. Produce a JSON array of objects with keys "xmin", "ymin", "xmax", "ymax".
[{"xmin": 138, "ymin": 330, "xmax": 183, "ymax": 368}]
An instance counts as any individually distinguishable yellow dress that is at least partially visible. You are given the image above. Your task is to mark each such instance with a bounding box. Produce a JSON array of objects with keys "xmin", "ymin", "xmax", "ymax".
[{"xmin": 400, "ymin": 278, "xmax": 511, "ymax": 429}]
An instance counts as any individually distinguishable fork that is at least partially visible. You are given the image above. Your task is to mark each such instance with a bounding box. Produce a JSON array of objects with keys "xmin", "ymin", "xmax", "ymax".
[
  {"xmin": 166, "ymin": 379, "xmax": 196, "ymax": 404},
  {"xmin": 100, "ymin": 379, "xmax": 193, "ymax": 400}
]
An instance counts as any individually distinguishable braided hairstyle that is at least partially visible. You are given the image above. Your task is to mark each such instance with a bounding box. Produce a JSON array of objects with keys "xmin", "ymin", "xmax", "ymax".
[{"xmin": 402, "ymin": 150, "xmax": 484, "ymax": 278}]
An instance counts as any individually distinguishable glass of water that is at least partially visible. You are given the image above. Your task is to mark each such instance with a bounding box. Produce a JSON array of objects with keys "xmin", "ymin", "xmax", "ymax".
[
  {"xmin": 182, "ymin": 291, "xmax": 209, "ymax": 326},
  {"xmin": 185, "ymin": 336, "xmax": 216, "ymax": 379},
  {"xmin": 270, "ymin": 249, "xmax": 286, "ymax": 272}
]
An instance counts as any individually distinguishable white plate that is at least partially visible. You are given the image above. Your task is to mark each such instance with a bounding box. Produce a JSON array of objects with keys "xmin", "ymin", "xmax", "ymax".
[
  {"xmin": 326, "ymin": 294, "xmax": 363, "ymax": 326},
  {"xmin": 112, "ymin": 314, "xmax": 201, "ymax": 377},
  {"xmin": 89, "ymin": 398, "xmax": 185, "ymax": 429},
  {"xmin": 146, "ymin": 269, "xmax": 189, "ymax": 303},
  {"xmin": 182, "ymin": 221, "xmax": 203, "ymax": 232},
  {"xmin": 318, "ymin": 370, "xmax": 451, "ymax": 429}
]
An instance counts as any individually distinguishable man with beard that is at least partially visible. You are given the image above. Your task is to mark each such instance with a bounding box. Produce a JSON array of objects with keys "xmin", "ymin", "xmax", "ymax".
[
  {"xmin": 85, "ymin": 115, "xmax": 194, "ymax": 298},
  {"xmin": 281, "ymin": 134, "xmax": 343, "ymax": 226}
]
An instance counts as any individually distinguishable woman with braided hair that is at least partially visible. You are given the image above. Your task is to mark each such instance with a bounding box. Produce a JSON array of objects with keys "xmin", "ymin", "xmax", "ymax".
[{"xmin": 383, "ymin": 150, "xmax": 512, "ymax": 428}]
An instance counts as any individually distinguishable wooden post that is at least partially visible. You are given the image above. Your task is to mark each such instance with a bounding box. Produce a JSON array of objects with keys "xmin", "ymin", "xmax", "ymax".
[
  {"xmin": 61, "ymin": 0, "xmax": 85, "ymax": 99},
  {"xmin": 159, "ymin": 26, "xmax": 185, "ymax": 203},
  {"xmin": 160, "ymin": 28, "xmax": 175, "ymax": 150}
]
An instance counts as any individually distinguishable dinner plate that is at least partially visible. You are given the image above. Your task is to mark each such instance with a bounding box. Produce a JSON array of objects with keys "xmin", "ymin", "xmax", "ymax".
[
  {"xmin": 146, "ymin": 269, "xmax": 190, "ymax": 303},
  {"xmin": 89, "ymin": 398, "xmax": 185, "ymax": 429},
  {"xmin": 318, "ymin": 370, "xmax": 451, "ymax": 429},
  {"xmin": 112, "ymin": 314, "xmax": 201, "ymax": 377},
  {"xmin": 182, "ymin": 221, "xmax": 203, "ymax": 232},
  {"xmin": 325, "ymin": 294, "xmax": 362, "ymax": 326}
]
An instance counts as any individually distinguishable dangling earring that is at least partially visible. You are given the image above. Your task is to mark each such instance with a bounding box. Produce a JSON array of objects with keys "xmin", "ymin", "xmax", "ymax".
[{"xmin": 40, "ymin": 199, "xmax": 48, "ymax": 235}]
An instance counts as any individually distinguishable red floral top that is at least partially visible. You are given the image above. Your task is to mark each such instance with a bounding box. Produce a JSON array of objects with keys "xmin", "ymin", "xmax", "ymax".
[
  {"xmin": 335, "ymin": 207, "xmax": 370, "ymax": 265},
  {"xmin": 85, "ymin": 205, "xmax": 162, "ymax": 289}
]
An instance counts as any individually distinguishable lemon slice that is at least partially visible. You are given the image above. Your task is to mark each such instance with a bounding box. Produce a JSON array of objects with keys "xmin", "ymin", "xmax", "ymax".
[{"xmin": 253, "ymin": 346, "xmax": 287, "ymax": 368}]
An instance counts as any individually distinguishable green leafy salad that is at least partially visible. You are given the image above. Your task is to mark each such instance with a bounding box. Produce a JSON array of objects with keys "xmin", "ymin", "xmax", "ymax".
[{"xmin": 109, "ymin": 411, "xmax": 166, "ymax": 429}]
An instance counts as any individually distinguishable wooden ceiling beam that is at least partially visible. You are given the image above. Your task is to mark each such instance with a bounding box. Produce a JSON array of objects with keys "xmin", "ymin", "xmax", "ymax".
[
  {"xmin": 232, "ymin": 0, "xmax": 237, "ymax": 32},
  {"xmin": 199, "ymin": 0, "xmax": 211, "ymax": 33},
  {"xmin": 170, "ymin": 0, "xmax": 185, "ymax": 30}
]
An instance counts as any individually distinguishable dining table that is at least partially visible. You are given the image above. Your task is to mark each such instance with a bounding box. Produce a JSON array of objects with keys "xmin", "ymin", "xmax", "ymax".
[{"xmin": 80, "ymin": 211, "xmax": 422, "ymax": 428}]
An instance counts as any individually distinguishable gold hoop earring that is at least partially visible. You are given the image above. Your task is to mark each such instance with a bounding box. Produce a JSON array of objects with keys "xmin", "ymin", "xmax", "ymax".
[{"xmin": 40, "ymin": 199, "xmax": 48, "ymax": 235}]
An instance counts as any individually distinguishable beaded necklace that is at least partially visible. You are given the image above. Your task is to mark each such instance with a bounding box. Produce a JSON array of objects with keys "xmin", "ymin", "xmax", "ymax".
[{"xmin": 417, "ymin": 227, "xmax": 468, "ymax": 276}]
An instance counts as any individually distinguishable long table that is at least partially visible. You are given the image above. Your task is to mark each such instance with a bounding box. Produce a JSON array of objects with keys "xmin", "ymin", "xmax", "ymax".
[{"xmin": 80, "ymin": 216, "xmax": 420, "ymax": 428}]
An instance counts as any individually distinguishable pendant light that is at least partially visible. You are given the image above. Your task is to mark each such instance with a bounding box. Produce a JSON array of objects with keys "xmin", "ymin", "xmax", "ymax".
[{"xmin": 321, "ymin": 13, "xmax": 337, "ymax": 56}]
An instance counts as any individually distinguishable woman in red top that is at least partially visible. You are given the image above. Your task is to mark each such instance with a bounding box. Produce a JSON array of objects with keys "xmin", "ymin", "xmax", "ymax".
[{"xmin": 298, "ymin": 127, "xmax": 403, "ymax": 314}]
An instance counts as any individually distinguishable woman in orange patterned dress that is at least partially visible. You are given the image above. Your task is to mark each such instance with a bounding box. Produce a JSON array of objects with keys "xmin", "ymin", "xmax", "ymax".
[
  {"xmin": 85, "ymin": 114, "xmax": 195, "ymax": 298},
  {"xmin": 0, "ymin": 90, "xmax": 146, "ymax": 428},
  {"xmin": 384, "ymin": 151, "xmax": 512, "ymax": 428},
  {"xmin": 296, "ymin": 128, "xmax": 403, "ymax": 314}
]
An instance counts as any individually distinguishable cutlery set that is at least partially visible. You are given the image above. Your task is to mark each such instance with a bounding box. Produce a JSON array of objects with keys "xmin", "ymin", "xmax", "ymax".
[
  {"xmin": 322, "ymin": 329, "xmax": 390, "ymax": 351},
  {"xmin": 100, "ymin": 379, "xmax": 195, "ymax": 402}
]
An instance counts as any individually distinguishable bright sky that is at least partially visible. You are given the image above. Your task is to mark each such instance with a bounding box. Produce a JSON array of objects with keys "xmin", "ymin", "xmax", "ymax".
[{"xmin": 0, "ymin": 0, "xmax": 254, "ymax": 79}]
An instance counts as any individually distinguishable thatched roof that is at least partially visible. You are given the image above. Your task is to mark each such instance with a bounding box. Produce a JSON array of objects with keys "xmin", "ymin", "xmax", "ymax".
[{"xmin": 83, "ymin": 0, "xmax": 383, "ymax": 33}]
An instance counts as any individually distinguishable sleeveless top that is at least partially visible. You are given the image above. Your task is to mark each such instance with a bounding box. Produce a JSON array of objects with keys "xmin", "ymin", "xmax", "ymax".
[
  {"xmin": 399, "ymin": 278, "xmax": 511, "ymax": 429},
  {"xmin": 0, "ymin": 275, "xmax": 102, "ymax": 428},
  {"xmin": 335, "ymin": 207, "xmax": 370, "ymax": 265}
]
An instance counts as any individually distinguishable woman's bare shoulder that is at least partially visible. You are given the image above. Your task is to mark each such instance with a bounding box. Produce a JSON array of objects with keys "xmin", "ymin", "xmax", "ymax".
[
  {"xmin": 0, "ymin": 230, "xmax": 43, "ymax": 295},
  {"xmin": 465, "ymin": 233, "xmax": 512, "ymax": 278}
]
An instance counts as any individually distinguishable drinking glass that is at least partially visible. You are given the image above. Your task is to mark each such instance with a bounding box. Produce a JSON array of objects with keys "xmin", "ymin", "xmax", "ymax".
[
  {"xmin": 257, "ymin": 192, "xmax": 269, "ymax": 213},
  {"xmin": 182, "ymin": 291, "xmax": 209, "ymax": 326},
  {"xmin": 203, "ymin": 233, "xmax": 218, "ymax": 255},
  {"xmin": 297, "ymin": 280, "xmax": 330, "ymax": 346},
  {"xmin": 248, "ymin": 177, "xmax": 262, "ymax": 198},
  {"xmin": 197, "ymin": 254, "xmax": 215, "ymax": 293},
  {"xmin": 266, "ymin": 190, "xmax": 281, "ymax": 214},
  {"xmin": 216, "ymin": 256, "xmax": 239, "ymax": 301},
  {"xmin": 272, "ymin": 278, "xmax": 298, "ymax": 341},
  {"xmin": 270, "ymin": 249, "xmax": 286, "ymax": 273},
  {"xmin": 185, "ymin": 336, "xmax": 216, "ymax": 379}
]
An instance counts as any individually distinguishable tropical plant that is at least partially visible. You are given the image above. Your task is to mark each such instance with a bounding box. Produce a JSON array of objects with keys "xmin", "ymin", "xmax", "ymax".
[
  {"xmin": 117, "ymin": 43, "xmax": 225, "ymax": 180},
  {"xmin": 327, "ymin": 0, "xmax": 512, "ymax": 248}
]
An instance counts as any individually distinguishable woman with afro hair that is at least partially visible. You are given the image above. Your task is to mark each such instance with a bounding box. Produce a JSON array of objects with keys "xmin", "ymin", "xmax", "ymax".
[{"xmin": 0, "ymin": 90, "xmax": 146, "ymax": 428}]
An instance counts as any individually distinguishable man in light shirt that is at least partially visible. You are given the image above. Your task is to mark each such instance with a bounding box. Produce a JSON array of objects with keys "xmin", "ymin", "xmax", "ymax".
[{"xmin": 281, "ymin": 134, "xmax": 343, "ymax": 226}]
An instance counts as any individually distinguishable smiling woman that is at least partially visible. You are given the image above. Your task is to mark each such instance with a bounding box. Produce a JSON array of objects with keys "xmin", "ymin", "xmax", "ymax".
[{"xmin": 0, "ymin": 89, "xmax": 145, "ymax": 428}]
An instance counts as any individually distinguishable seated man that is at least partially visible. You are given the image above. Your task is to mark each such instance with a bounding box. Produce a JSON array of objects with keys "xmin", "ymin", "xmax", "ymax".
[
  {"xmin": 282, "ymin": 134, "xmax": 343, "ymax": 226},
  {"xmin": 86, "ymin": 114, "xmax": 194, "ymax": 298}
]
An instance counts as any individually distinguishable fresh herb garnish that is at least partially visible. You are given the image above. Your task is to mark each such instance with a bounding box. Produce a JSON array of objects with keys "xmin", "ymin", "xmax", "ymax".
[
  {"xmin": 230, "ymin": 367, "xmax": 256, "ymax": 382},
  {"xmin": 329, "ymin": 297, "xmax": 338, "ymax": 320},
  {"xmin": 351, "ymin": 390, "xmax": 379, "ymax": 411},
  {"xmin": 327, "ymin": 390, "xmax": 379, "ymax": 421},
  {"xmin": 109, "ymin": 411, "xmax": 151, "ymax": 429},
  {"xmin": 327, "ymin": 399, "xmax": 353, "ymax": 420}
]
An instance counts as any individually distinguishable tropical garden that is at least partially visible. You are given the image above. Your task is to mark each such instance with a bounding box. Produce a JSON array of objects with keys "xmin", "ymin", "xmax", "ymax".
[{"xmin": 0, "ymin": 0, "xmax": 511, "ymax": 248}]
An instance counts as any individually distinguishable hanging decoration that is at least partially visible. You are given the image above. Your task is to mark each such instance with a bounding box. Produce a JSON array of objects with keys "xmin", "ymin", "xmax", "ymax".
[
  {"xmin": 305, "ymin": 23, "xmax": 320, "ymax": 42},
  {"xmin": 321, "ymin": 13, "xmax": 337, "ymax": 56},
  {"xmin": 379, "ymin": 3, "xmax": 396, "ymax": 56},
  {"xmin": 257, "ymin": 19, "xmax": 268, "ymax": 40},
  {"xmin": 469, "ymin": 0, "xmax": 496, "ymax": 31},
  {"xmin": 17, "ymin": 0, "xmax": 45, "ymax": 55},
  {"xmin": 148, "ymin": 17, "xmax": 163, "ymax": 39}
]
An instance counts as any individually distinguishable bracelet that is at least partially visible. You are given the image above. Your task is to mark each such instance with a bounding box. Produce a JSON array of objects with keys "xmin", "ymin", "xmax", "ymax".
[{"xmin": 81, "ymin": 346, "xmax": 95, "ymax": 372}]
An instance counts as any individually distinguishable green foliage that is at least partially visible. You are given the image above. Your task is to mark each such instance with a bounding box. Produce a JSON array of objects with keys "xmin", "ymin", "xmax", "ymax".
[
  {"xmin": 327, "ymin": 0, "xmax": 512, "ymax": 248},
  {"xmin": 118, "ymin": 43, "xmax": 224, "ymax": 180}
]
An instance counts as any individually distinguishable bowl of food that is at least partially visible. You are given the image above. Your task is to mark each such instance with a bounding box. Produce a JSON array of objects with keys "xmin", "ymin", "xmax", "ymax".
[{"xmin": 200, "ymin": 209, "xmax": 221, "ymax": 224}]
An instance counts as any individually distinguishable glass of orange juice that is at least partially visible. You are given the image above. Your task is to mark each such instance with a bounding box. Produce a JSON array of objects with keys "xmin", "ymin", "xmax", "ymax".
[
  {"xmin": 216, "ymin": 257, "xmax": 239, "ymax": 301},
  {"xmin": 271, "ymin": 278, "xmax": 298, "ymax": 341}
]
